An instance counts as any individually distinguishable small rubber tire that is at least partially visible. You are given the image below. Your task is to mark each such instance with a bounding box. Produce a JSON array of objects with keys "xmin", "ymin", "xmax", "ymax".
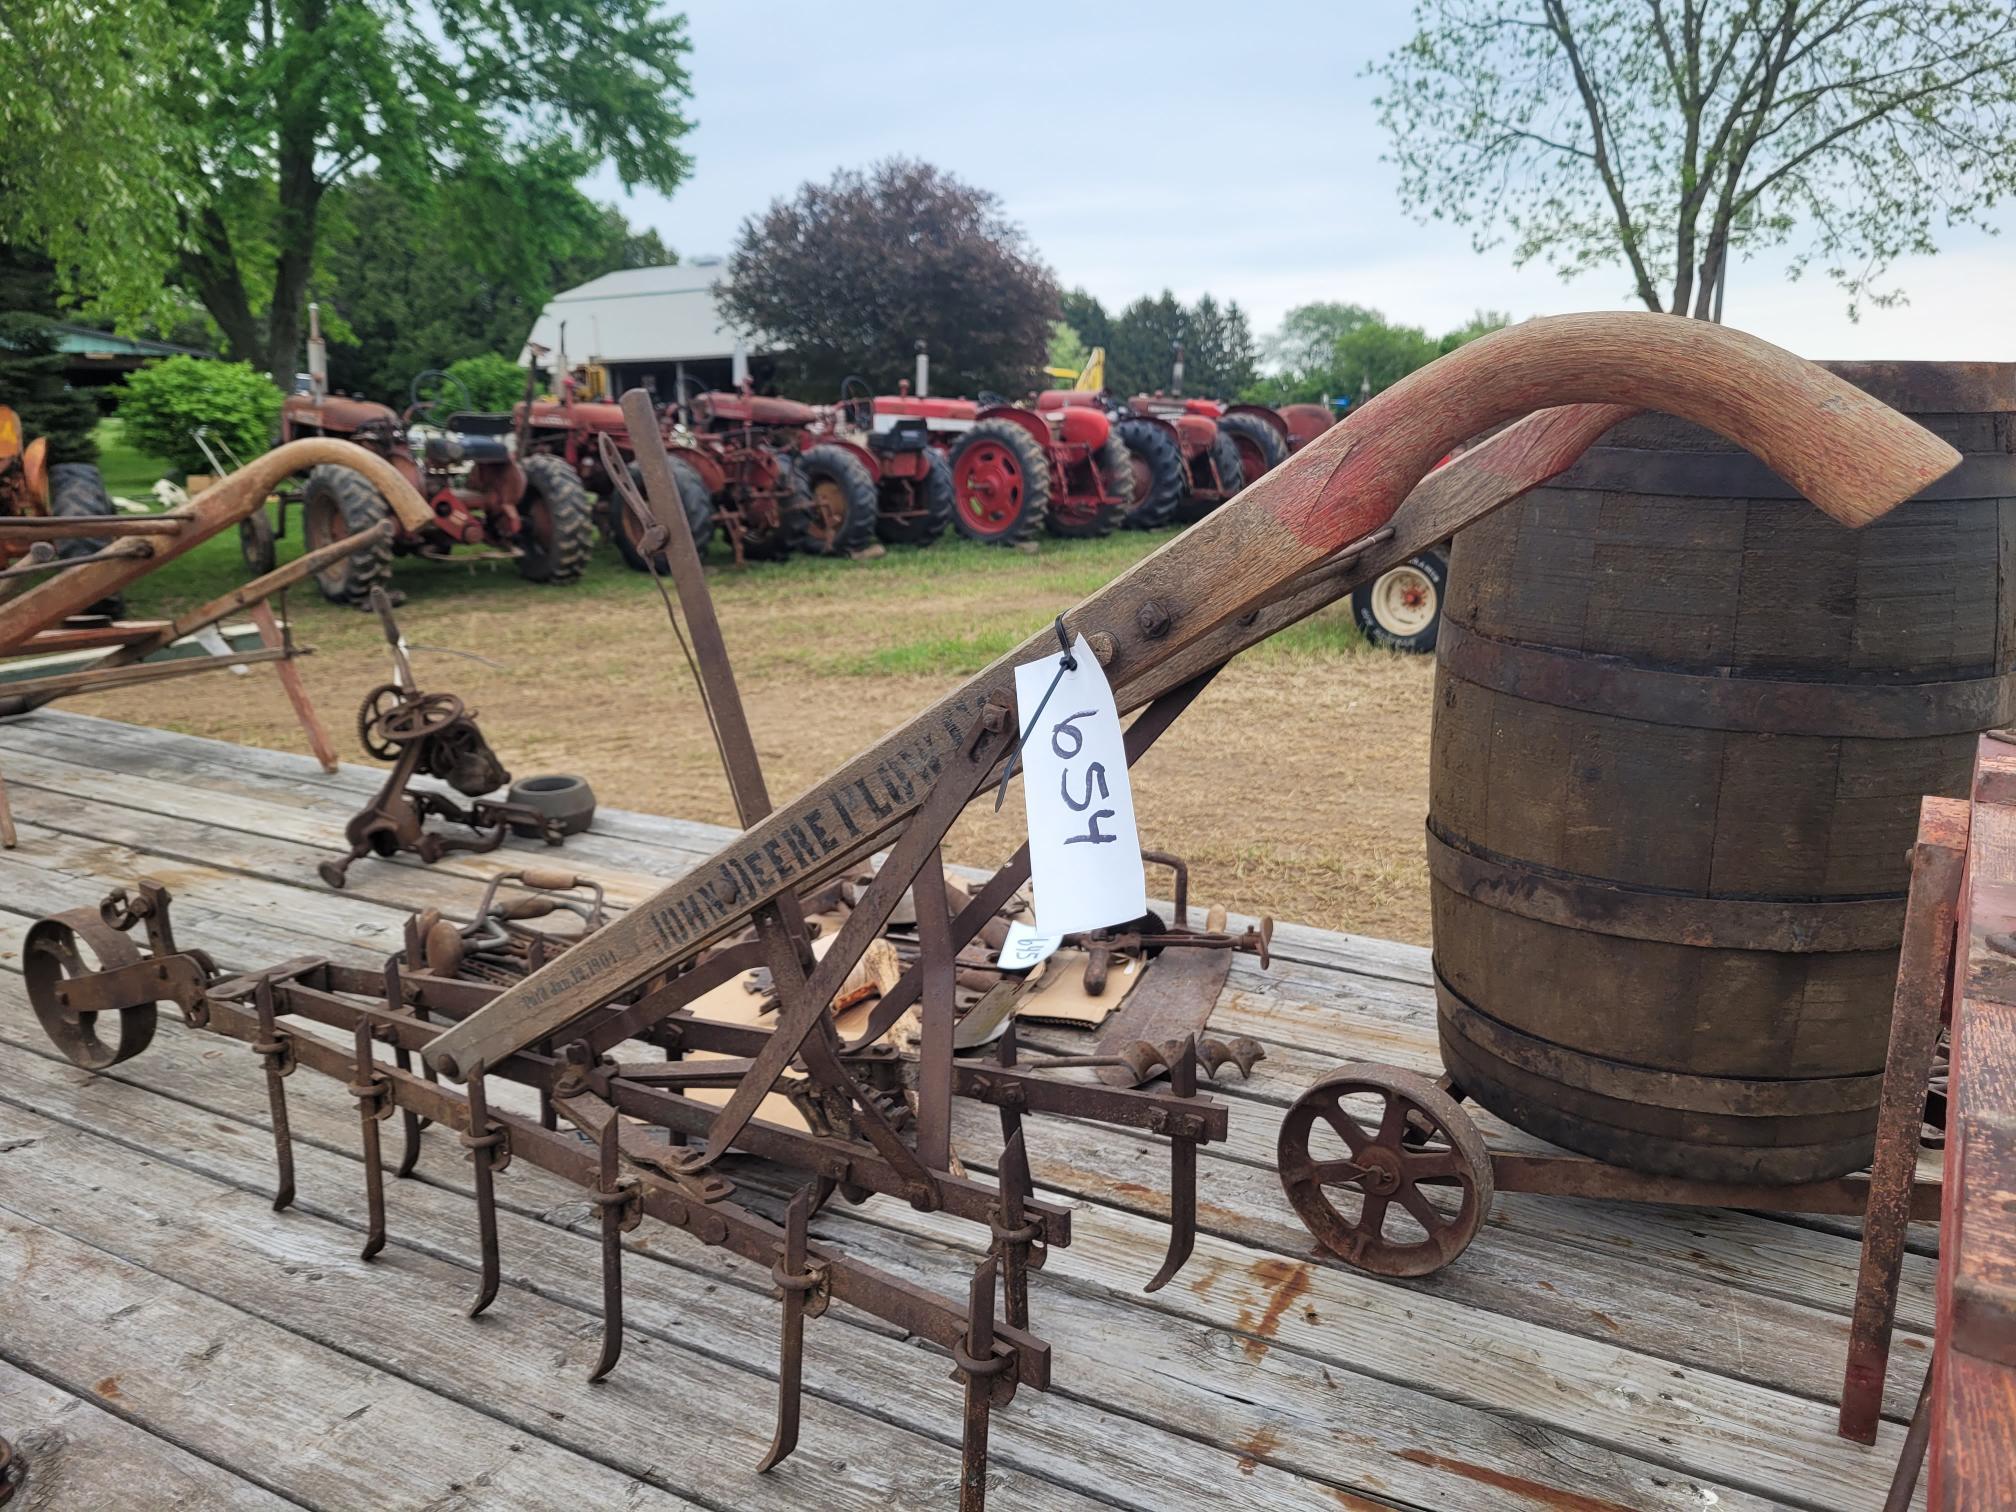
[
  {"xmin": 1113, "ymin": 419, "xmax": 1184, "ymax": 530},
  {"xmin": 302, "ymin": 464, "xmax": 395, "ymax": 604},
  {"xmin": 1218, "ymin": 411, "xmax": 1289, "ymax": 481},
  {"xmin": 875, "ymin": 447, "xmax": 955, "ymax": 546},
  {"xmin": 240, "ymin": 506, "xmax": 278, "ymax": 576},
  {"xmin": 1351, "ymin": 547, "xmax": 1448, "ymax": 654},
  {"xmin": 1046, "ymin": 431, "xmax": 1133, "ymax": 539},
  {"xmin": 791, "ymin": 444, "xmax": 879, "ymax": 557},
  {"xmin": 1175, "ymin": 428, "xmax": 1246, "ymax": 524},
  {"xmin": 613, "ymin": 458, "xmax": 715, "ymax": 574},
  {"xmin": 48, "ymin": 463, "xmax": 128, "ymax": 616},
  {"xmin": 508, "ymin": 773, "xmax": 596, "ymax": 838},
  {"xmin": 516, "ymin": 453, "xmax": 595, "ymax": 583},
  {"xmin": 950, "ymin": 419, "xmax": 1049, "ymax": 545}
]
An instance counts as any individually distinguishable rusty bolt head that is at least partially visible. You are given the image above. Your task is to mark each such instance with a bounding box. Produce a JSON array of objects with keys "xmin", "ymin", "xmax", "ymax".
[
  {"xmin": 1086, "ymin": 631, "xmax": 1116, "ymax": 664},
  {"xmin": 1136, "ymin": 601, "xmax": 1172, "ymax": 639}
]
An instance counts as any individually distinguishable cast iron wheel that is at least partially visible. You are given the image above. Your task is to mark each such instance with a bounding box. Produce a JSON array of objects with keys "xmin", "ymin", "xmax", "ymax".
[
  {"xmin": 1350, "ymin": 546, "xmax": 1447, "ymax": 654},
  {"xmin": 875, "ymin": 447, "xmax": 955, "ymax": 547},
  {"xmin": 1113, "ymin": 419, "xmax": 1185, "ymax": 529},
  {"xmin": 1046, "ymin": 432, "xmax": 1133, "ymax": 539},
  {"xmin": 302, "ymin": 465, "xmax": 395, "ymax": 604},
  {"xmin": 1277, "ymin": 1062, "xmax": 1493, "ymax": 1277},
  {"xmin": 515, "ymin": 453, "xmax": 595, "ymax": 584},
  {"xmin": 1174, "ymin": 428, "xmax": 1246, "ymax": 524},
  {"xmin": 48, "ymin": 462, "xmax": 129, "ymax": 616},
  {"xmin": 949, "ymin": 419, "xmax": 1050, "ymax": 545},
  {"xmin": 356, "ymin": 683, "xmax": 407, "ymax": 760},
  {"xmin": 613, "ymin": 458, "xmax": 715, "ymax": 574},
  {"xmin": 1218, "ymin": 411, "xmax": 1289, "ymax": 481},
  {"xmin": 24, "ymin": 911, "xmax": 157, "ymax": 1070},
  {"xmin": 373, "ymin": 690, "xmax": 465, "ymax": 745},
  {"xmin": 790, "ymin": 444, "xmax": 879, "ymax": 557}
]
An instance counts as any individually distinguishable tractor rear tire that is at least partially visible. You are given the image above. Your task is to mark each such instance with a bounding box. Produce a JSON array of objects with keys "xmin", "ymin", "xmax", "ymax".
[
  {"xmin": 613, "ymin": 458, "xmax": 715, "ymax": 574},
  {"xmin": 516, "ymin": 453, "xmax": 595, "ymax": 584},
  {"xmin": 875, "ymin": 448, "xmax": 955, "ymax": 546},
  {"xmin": 1113, "ymin": 419, "xmax": 1184, "ymax": 530},
  {"xmin": 1218, "ymin": 411, "xmax": 1288, "ymax": 480},
  {"xmin": 791, "ymin": 444, "xmax": 879, "ymax": 557},
  {"xmin": 48, "ymin": 463, "xmax": 127, "ymax": 617},
  {"xmin": 950, "ymin": 419, "xmax": 1049, "ymax": 545},
  {"xmin": 1175, "ymin": 429, "xmax": 1246, "ymax": 525},
  {"xmin": 302, "ymin": 464, "xmax": 395, "ymax": 605},
  {"xmin": 1047, "ymin": 433, "xmax": 1133, "ymax": 539}
]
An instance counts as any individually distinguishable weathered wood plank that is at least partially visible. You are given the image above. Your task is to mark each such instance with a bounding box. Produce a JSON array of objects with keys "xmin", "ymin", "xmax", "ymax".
[{"xmin": 0, "ymin": 1358, "xmax": 291, "ymax": 1510}]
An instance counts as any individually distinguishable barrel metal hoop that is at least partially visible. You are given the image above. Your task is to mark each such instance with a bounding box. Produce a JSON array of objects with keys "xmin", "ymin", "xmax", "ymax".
[
  {"xmin": 1425, "ymin": 824, "xmax": 1904, "ymax": 953},
  {"xmin": 1437, "ymin": 618, "xmax": 2016, "ymax": 738},
  {"xmin": 1434, "ymin": 973, "xmax": 1884, "ymax": 1118}
]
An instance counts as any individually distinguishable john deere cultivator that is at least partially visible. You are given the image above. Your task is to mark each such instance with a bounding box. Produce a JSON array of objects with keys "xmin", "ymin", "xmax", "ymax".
[{"xmin": 23, "ymin": 316, "xmax": 1957, "ymax": 1508}]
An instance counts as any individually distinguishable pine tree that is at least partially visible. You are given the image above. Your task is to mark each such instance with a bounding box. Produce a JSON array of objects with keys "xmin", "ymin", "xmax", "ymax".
[{"xmin": 0, "ymin": 247, "xmax": 99, "ymax": 464}]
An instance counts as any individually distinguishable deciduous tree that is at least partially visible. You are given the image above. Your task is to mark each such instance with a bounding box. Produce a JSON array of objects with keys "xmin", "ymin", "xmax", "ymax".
[
  {"xmin": 1376, "ymin": 1, "xmax": 2016, "ymax": 318},
  {"xmin": 721, "ymin": 160, "xmax": 1060, "ymax": 399}
]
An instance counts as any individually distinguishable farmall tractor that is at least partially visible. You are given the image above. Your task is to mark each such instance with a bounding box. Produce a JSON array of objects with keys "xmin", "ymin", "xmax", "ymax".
[
  {"xmin": 1121, "ymin": 394, "xmax": 1247, "ymax": 525},
  {"xmin": 810, "ymin": 378, "xmax": 964, "ymax": 547},
  {"xmin": 0, "ymin": 405, "xmax": 125, "ymax": 616},
  {"xmin": 277, "ymin": 377, "xmax": 594, "ymax": 604},
  {"xmin": 947, "ymin": 392, "xmax": 1135, "ymax": 544}
]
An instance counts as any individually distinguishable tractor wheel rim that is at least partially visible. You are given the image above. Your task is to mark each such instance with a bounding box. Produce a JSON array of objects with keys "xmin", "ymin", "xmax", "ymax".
[
  {"xmin": 1371, "ymin": 566, "xmax": 1437, "ymax": 636},
  {"xmin": 807, "ymin": 478, "xmax": 846, "ymax": 545},
  {"xmin": 955, "ymin": 441, "xmax": 1022, "ymax": 534}
]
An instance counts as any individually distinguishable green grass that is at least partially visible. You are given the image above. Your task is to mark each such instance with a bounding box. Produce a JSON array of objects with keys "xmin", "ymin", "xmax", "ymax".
[{"xmin": 94, "ymin": 418, "xmax": 177, "ymax": 502}]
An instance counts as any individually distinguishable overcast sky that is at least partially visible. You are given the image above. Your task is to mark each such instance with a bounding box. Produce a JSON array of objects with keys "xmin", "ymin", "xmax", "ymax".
[{"xmin": 582, "ymin": 1, "xmax": 2014, "ymax": 363}]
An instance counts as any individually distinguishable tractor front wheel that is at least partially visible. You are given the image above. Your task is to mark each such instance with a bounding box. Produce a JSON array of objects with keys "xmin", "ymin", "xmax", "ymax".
[
  {"xmin": 613, "ymin": 459, "xmax": 715, "ymax": 574},
  {"xmin": 1113, "ymin": 420, "xmax": 1185, "ymax": 530},
  {"xmin": 1175, "ymin": 429, "xmax": 1246, "ymax": 524},
  {"xmin": 515, "ymin": 454, "xmax": 595, "ymax": 583},
  {"xmin": 875, "ymin": 448, "xmax": 955, "ymax": 547},
  {"xmin": 791, "ymin": 445, "xmax": 879, "ymax": 557},
  {"xmin": 1046, "ymin": 433, "xmax": 1133, "ymax": 539},
  {"xmin": 302, "ymin": 465, "xmax": 395, "ymax": 604},
  {"xmin": 949, "ymin": 420, "xmax": 1049, "ymax": 545}
]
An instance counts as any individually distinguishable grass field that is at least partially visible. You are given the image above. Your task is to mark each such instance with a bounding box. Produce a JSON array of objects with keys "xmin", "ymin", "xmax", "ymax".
[{"xmin": 70, "ymin": 424, "xmax": 1439, "ymax": 944}]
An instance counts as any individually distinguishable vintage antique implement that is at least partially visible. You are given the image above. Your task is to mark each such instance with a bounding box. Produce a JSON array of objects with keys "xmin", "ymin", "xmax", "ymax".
[{"xmin": 24, "ymin": 314, "xmax": 1961, "ymax": 1507}]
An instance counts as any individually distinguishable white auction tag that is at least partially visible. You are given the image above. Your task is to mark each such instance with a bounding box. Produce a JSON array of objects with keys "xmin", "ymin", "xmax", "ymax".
[
  {"xmin": 1013, "ymin": 634, "xmax": 1146, "ymax": 935},
  {"xmin": 998, "ymin": 920, "xmax": 1064, "ymax": 972}
]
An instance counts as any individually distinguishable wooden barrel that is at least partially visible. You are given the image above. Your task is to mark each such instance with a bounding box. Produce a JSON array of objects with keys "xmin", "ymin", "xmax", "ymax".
[{"xmin": 1429, "ymin": 362, "xmax": 2016, "ymax": 1184}]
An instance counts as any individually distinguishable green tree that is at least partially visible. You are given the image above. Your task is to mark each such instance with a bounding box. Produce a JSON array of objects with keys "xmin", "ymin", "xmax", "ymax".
[
  {"xmin": 442, "ymin": 354, "xmax": 532, "ymax": 413},
  {"xmin": 722, "ymin": 159, "xmax": 1060, "ymax": 398},
  {"xmin": 1183, "ymin": 294, "xmax": 1259, "ymax": 397},
  {"xmin": 1245, "ymin": 305, "xmax": 1508, "ymax": 404},
  {"xmin": 17, "ymin": 1, "xmax": 696, "ymax": 387},
  {"xmin": 0, "ymin": 248, "xmax": 102, "ymax": 464},
  {"xmin": 1058, "ymin": 288, "xmax": 1112, "ymax": 353},
  {"xmin": 1104, "ymin": 290, "xmax": 1259, "ymax": 397},
  {"xmin": 1375, "ymin": 2, "xmax": 2016, "ymax": 319},
  {"xmin": 314, "ymin": 172, "xmax": 672, "ymax": 403},
  {"xmin": 1046, "ymin": 321, "xmax": 1091, "ymax": 379},
  {"xmin": 1107, "ymin": 291, "xmax": 1186, "ymax": 396}
]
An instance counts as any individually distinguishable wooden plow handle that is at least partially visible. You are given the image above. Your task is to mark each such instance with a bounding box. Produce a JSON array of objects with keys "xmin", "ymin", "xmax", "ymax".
[
  {"xmin": 0, "ymin": 438, "xmax": 433, "ymax": 653},
  {"xmin": 423, "ymin": 313, "xmax": 1960, "ymax": 1083}
]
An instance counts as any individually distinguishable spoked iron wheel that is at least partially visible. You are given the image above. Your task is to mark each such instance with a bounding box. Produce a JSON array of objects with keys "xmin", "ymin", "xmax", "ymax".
[
  {"xmin": 372, "ymin": 691, "xmax": 465, "ymax": 746},
  {"xmin": 24, "ymin": 908, "xmax": 157, "ymax": 1070},
  {"xmin": 1277, "ymin": 1063, "xmax": 1493, "ymax": 1277}
]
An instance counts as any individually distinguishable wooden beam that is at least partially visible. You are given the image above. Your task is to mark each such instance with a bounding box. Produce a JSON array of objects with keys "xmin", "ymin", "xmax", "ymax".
[
  {"xmin": 0, "ymin": 513, "xmax": 187, "ymax": 538},
  {"xmin": 249, "ymin": 599, "xmax": 338, "ymax": 773},
  {"xmin": 0, "ymin": 645, "xmax": 295, "ymax": 701}
]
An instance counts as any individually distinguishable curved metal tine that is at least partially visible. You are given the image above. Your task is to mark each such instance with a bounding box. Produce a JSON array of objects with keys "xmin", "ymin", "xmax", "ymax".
[
  {"xmin": 1145, "ymin": 1035, "xmax": 1198, "ymax": 1294},
  {"xmin": 465, "ymin": 1062, "xmax": 501, "ymax": 1319},
  {"xmin": 352, "ymin": 1017, "xmax": 387, "ymax": 1261},
  {"xmin": 385, "ymin": 959, "xmax": 424, "ymax": 1177},
  {"xmin": 252, "ymin": 974, "xmax": 296, "ymax": 1211},
  {"xmin": 756, "ymin": 1185, "xmax": 814, "ymax": 1474},
  {"xmin": 588, "ymin": 1113, "xmax": 626, "ymax": 1383},
  {"xmin": 957, "ymin": 1255, "xmax": 1001, "ymax": 1512}
]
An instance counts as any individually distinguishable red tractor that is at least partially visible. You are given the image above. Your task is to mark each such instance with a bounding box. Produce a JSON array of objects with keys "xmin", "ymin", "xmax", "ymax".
[
  {"xmin": 947, "ymin": 393, "xmax": 1136, "ymax": 545},
  {"xmin": 803, "ymin": 378, "xmax": 963, "ymax": 548},
  {"xmin": 278, "ymin": 376, "xmax": 594, "ymax": 604},
  {"xmin": 1123, "ymin": 395, "xmax": 1248, "ymax": 525}
]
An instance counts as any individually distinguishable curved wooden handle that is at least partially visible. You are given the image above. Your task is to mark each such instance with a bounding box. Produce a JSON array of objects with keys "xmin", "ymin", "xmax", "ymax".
[
  {"xmin": 1255, "ymin": 313, "xmax": 1957, "ymax": 554},
  {"xmin": 207, "ymin": 438, "xmax": 434, "ymax": 531}
]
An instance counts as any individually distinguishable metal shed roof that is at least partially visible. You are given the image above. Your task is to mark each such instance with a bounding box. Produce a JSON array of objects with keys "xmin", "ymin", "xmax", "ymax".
[{"xmin": 517, "ymin": 262, "xmax": 766, "ymax": 366}]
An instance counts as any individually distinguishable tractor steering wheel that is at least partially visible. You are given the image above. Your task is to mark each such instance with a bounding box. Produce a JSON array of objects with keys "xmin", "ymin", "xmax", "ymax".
[
  {"xmin": 839, "ymin": 375, "xmax": 874, "ymax": 432},
  {"xmin": 405, "ymin": 369, "xmax": 477, "ymax": 431}
]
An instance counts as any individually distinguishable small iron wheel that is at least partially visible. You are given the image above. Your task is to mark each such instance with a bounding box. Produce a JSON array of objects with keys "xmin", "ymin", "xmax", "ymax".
[
  {"xmin": 1277, "ymin": 1062, "xmax": 1492, "ymax": 1277},
  {"xmin": 357, "ymin": 683, "xmax": 408, "ymax": 760},
  {"xmin": 24, "ymin": 911, "xmax": 157, "ymax": 1070},
  {"xmin": 372, "ymin": 691, "xmax": 465, "ymax": 746}
]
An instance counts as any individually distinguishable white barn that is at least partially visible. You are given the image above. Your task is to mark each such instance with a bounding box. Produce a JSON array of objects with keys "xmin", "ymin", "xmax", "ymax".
[{"xmin": 518, "ymin": 258, "xmax": 776, "ymax": 397}]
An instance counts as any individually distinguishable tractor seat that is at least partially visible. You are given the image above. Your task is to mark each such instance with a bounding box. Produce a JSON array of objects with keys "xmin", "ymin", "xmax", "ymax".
[{"xmin": 424, "ymin": 433, "xmax": 512, "ymax": 467}]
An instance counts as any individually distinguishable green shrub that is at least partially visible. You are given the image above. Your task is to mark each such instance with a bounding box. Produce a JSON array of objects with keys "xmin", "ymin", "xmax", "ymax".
[
  {"xmin": 442, "ymin": 353, "xmax": 530, "ymax": 413},
  {"xmin": 117, "ymin": 356, "xmax": 283, "ymax": 474}
]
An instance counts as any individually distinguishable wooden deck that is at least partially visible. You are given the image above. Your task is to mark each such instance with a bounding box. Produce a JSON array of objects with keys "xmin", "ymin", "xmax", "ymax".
[{"xmin": 0, "ymin": 710, "xmax": 1932, "ymax": 1511}]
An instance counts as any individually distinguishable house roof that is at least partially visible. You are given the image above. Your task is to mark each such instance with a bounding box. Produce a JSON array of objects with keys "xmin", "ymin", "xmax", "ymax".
[
  {"xmin": 518, "ymin": 261, "xmax": 766, "ymax": 366},
  {"xmin": 46, "ymin": 323, "xmax": 213, "ymax": 360}
]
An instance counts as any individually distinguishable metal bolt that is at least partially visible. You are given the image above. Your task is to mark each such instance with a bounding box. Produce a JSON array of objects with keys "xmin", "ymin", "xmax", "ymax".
[
  {"xmin": 1136, "ymin": 601, "xmax": 1172, "ymax": 639},
  {"xmin": 1086, "ymin": 632, "xmax": 1116, "ymax": 665}
]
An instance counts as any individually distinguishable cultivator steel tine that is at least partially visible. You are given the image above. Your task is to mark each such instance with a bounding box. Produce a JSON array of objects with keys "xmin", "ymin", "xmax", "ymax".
[
  {"xmin": 1146, "ymin": 1035, "xmax": 1200, "ymax": 1294},
  {"xmin": 992, "ymin": 1128, "xmax": 1043, "ymax": 1333},
  {"xmin": 586, "ymin": 1112, "xmax": 639, "ymax": 1383},
  {"xmin": 384, "ymin": 960, "xmax": 424, "ymax": 1178},
  {"xmin": 251, "ymin": 974, "xmax": 296, "ymax": 1211},
  {"xmin": 757, "ymin": 1185, "xmax": 820, "ymax": 1474},
  {"xmin": 348, "ymin": 1016, "xmax": 391, "ymax": 1261},
  {"xmin": 993, "ymin": 1020, "xmax": 1024, "ymax": 1145},
  {"xmin": 953, "ymin": 1254, "xmax": 1014, "ymax": 1512},
  {"xmin": 461, "ymin": 1062, "xmax": 506, "ymax": 1319}
]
